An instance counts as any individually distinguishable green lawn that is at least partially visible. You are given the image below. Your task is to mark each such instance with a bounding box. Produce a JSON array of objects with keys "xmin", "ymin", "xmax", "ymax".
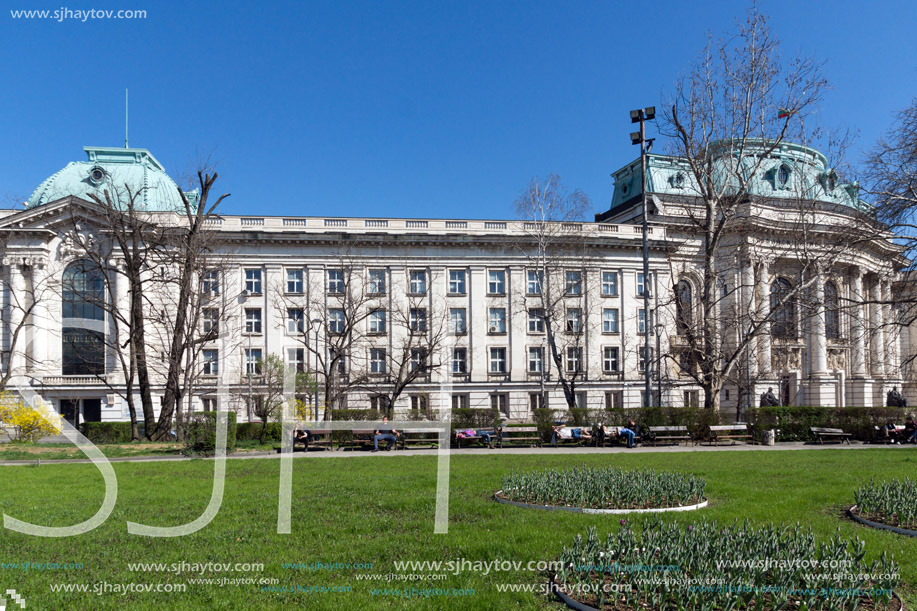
[
  {"xmin": 0, "ymin": 449, "xmax": 914, "ymax": 609},
  {"xmin": 0, "ymin": 441, "xmax": 276, "ymax": 462}
]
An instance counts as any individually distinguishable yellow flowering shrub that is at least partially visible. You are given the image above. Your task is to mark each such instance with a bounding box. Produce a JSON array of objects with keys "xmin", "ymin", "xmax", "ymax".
[{"xmin": 0, "ymin": 392, "xmax": 63, "ymax": 442}]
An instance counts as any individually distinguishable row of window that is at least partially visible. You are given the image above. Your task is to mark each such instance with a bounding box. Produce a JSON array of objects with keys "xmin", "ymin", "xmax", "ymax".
[
  {"xmin": 221, "ymin": 268, "xmax": 653, "ymax": 298},
  {"xmin": 229, "ymin": 306, "xmax": 642, "ymax": 336},
  {"xmin": 202, "ymin": 344, "xmax": 652, "ymax": 378}
]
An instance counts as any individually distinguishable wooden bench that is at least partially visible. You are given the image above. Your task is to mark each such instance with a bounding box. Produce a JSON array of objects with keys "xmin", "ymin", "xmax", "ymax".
[
  {"xmin": 595, "ymin": 425, "xmax": 642, "ymax": 447},
  {"xmin": 550, "ymin": 426, "xmax": 593, "ymax": 447},
  {"xmin": 343, "ymin": 428, "xmax": 400, "ymax": 451},
  {"xmin": 708, "ymin": 424, "xmax": 752, "ymax": 446},
  {"xmin": 646, "ymin": 425, "xmax": 693, "ymax": 446},
  {"xmin": 292, "ymin": 429, "xmax": 333, "ymax": 451},
  {"xmin": 399, "ymin": 428, "xmax": 439, "ymax": 449},
  {"xmin": 810, "ymin": 427, "xmax": 851, "ymax": 444},
  {"xmin": 453, "ymin": 427, "xmax": 498, "ymax": 448},
  {"xmin": 873, "ymin": 425, "xmax": 903, "ymax": 444},
  {"xmin": 498, "ymin": 426, "xmax": 542, "ymax": 448}
]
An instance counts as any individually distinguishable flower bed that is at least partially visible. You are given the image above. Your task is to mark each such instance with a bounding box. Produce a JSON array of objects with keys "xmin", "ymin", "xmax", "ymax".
[
  {"xmin": 852, "ymin": 479, "xmax": 917, "ymax": 534},
  {"xmin": 553, "ymin": 518, "xmax": 901, "ymax": 611},
  {"xmin": 498, "ymin": 466, "xmax": 705, "ymax": 511}
]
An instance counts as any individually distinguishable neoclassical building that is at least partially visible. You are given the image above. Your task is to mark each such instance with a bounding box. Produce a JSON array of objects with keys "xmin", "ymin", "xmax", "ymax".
[{"xmin": 0, "ymin": 142, "xmax": 910, "ymax": 426}]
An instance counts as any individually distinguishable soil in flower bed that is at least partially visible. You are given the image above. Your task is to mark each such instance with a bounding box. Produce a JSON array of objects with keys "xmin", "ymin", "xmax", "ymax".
[{"xmin": 855, "ymin": 479, "xmax": 917, "ymax": 530}]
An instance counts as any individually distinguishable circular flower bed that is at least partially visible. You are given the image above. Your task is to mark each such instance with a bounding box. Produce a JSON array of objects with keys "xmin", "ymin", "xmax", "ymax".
[
  {"xmin": 851, "ymin": 478, "xmax": 917, "ymax": 536},
  {"xmin": 496, "ymin": 466, "xmax": 706, "ymax": 512},
  {"xmin": 552, "ymin": 518, "xmax": 902, "ymax": 611}
]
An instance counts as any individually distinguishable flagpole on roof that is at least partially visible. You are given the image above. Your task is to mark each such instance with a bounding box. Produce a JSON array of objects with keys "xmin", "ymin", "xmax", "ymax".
[{"xmin": 125, "ymin": 88, "xmax": 129, "ymax": 148}]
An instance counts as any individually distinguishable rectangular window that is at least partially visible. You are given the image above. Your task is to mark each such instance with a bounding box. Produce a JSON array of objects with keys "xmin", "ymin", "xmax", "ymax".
[
  {"xmin": 489, "ymin": 347, "xmax": 507, "ymax": 373},
  {"xmin": 604, "ymin": 391, "xmax": 623, "ymax": 410},
  {"xmin": 286, "ymin": 269, "xmax": 303, "ymax": 294},
  {"xmin": 488, "ymin": 308, "xmax": 506, "ymax": 334},
  {"xmin": 370, "ymin": 395, "xmax": 391, "ymax": 414},
  {"xmin": 576, "ymin": 391, "xmax": 587, "ymax": 409},
  {"xmin": 449, "ymin": 308, "xmax": 467, "ymax": 334},
  {"xmin": 201, "ymin": 397, "xmax": 218, "ymax": 412},
  {"xmin": 528, "ymin": 309, "xmax": 544, "ymax": 333},
  {"xmin": 244, "ymin": 308, "xmax": 262, "ymax": 334},
  {"xmin": 370, "ymin": 348, "xmax": 387, "ymax": 374},
  {"xmin": 603, "ymin": 347, "xmax": 620, "ymax": 373},
  {"xmin": 683, "ymin": 390, "xmax": 699, "ymax": 408},
  {"xmin": 202, "ymin": 349, "xmax": 219, "ymax": 375},
  {"xmin": 329, "ymin": 309, "xmax": 346, "ymax": 334},
  {"xmin": 566, "ymin": 346, "xmax": 582, "ymax": 373},
  {"xmin": 637, "ymin": 309, "xmax": 654, "ymax": 334},
  {"xmin": 602, "ymin": 308, "xmax": 619, "ymax": 333},
  {"xmin": 202, "ymin": 270, "xmax": 219, "ymax": 296},
  {"xmin": 244, "ymin": 269, "xmax": 262, "ymax": 294},
  {"xmin": 601, "ymin": 271, "xmax": 618, "ymax": 296},
  {"xmin": 286, "ymin": 308, "xmax": 304, "ymax": 334},
  {"xmin": 368, "ymin": 269, "xmax": 386, "ymax": 295},
  {"xmin": 410, "ymin": 348, "xmax": 428, "ymax": 373},
  {"xmin": 448, "ymin": 270, "xmax": 466, "ymax": 294},
  {"xmin": 491, "ymin": 393, "xmax": 509, "ymax": 417},
  {"xmin": 245, "ymin": 348, "xmax": 262, "ymax": 375},
  {"xmin": 409, "ymin": 308, "xmax": 427, "ymax": 333},
  {"xmin": 526, "ymin": 270, "xmax": 542, "ymax": 295},
  {"xmin": 488, "ymin": 269, "xmax": 505, "ymax": 295},
  {"xmin": 452, "ymin": 394, "xmax": 468, "ymax": 410},
  {"xmin": 528, "ymin": 346, "xmax": 544, "ymax": 373},
  {"xmin": 565, "ymin": 270, "xmax": 582, "ymax": 295},
  {"xmin": 565, "ymin": 308, "xmax": 582, "ymax": 333},
  {"xmin": 409, "ymin": 270, "xmax": 427, "ymax": 295},
  {"xmin": 202, "ymin": 308, "xmax": 219, "ymax": 335},
  {"xmin": 638, "ymin": 346, "xmax": 654, "ymax": 373},
  {"xmin": 637, "ymin": 272, "xmax": 653, "ymax": 297},
  {"xmin": 327, "ymin": 269, "xmax": 344, "ymax": 294},
  {"xmin": 530, "ymin": 393, "xmax": 546, "ymax": 411},
  {"xmin": 410, "ymin": 394, "xmax": 429, "ymax": 416},
  {"xmin": 452, "ymin": 347, "xmax": 467, "ymax": 374},
  {"xmin": 287, "ymin": 348, "xmax": 305, "ymax": 372},
  {"xmin": 369, "ymin": 309, "xmax": 387, "ymax": 334}
]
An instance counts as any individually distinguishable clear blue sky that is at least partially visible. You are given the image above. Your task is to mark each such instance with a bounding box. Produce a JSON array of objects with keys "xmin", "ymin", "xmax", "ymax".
[{"xmin": 2, "ymin": 0, "xmax": 915, "ymax": 219}]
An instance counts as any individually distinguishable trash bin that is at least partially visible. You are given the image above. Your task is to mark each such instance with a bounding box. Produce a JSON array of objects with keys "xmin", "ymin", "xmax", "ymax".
[{"xmin": 763, "ymin": 429, "xmax": 776, "ymax": 446}]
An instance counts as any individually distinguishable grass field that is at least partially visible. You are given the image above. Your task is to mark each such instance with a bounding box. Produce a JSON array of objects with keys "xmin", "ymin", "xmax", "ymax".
[
  {"xmin": 0, "ymin": 441, "xmax": 276, "ymax": 462},
  {"xmin": 0, "ymin": 448, "xmax": 915, "ymax": 610}
]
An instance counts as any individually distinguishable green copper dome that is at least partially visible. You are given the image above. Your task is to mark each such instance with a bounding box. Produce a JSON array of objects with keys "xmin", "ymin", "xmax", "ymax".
[{"xmin": 26, "ymin": 146, "xmax": 195, "ymax": 212}]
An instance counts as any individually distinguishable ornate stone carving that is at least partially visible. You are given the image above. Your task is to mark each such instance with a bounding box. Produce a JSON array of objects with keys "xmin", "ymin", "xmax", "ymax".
[{"xmin": 827, "ymin": 350, "xmax": 845, "ymax": 372}]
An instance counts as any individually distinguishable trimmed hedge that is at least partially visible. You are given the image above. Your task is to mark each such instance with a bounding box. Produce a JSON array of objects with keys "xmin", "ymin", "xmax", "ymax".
[
  {"xmin": 235, "ymin": 422, "xmax": 283, "ymax": 442},
  {"xmin": 748, "ymin": 406, "xmax": 911, "ymax": 442},
  {"xmin": 182, "ymin": 411, "xmax": 237, "ymax": 456},
  {"xmin": 80, "ymin": 421, "xmax": 134, "ymax": 444}
]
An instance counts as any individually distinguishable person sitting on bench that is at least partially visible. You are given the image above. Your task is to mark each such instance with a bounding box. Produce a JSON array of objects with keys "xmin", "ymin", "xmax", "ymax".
[
  {"xmin": 373, "ymin": 417, "xmax": 400, "ymax": 452},
  {"xmin": 883, "ymin": 418, "xmax": 900, "ymax": 443},
  {"xmin": 293, "ymin": 429, "xmax": 311, "ymax": 449},
  {"xmin": 550, "ymin": 425, "xmax": 591, "ymax": 445},
  {"xmin": 476, "ymin": 429, "xmax": 497, "ymax": 448},
  {"xmin": 615, "ymin": 420, "xmax": 637, "ymax": 448},
  {"xmin": 902, "ymin": 416, "xmax": 917, "ymax": 444}
]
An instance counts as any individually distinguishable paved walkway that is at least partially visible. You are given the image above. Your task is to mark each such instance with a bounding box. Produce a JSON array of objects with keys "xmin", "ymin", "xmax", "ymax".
[{"xmin": 0, "ymin": 440, "xmax": 912, "ymax": 466}]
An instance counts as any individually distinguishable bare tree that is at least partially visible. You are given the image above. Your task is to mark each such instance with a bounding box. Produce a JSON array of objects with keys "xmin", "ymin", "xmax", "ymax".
[
  {"xmin": 232, "ymin": 353, "xmax": 312, "ymax": 443},
  {"xmin": 513, "ymin": 174, "xmax": 593, "ymax": 414},
  {"xmin": 657, "ymin": 5, "xmax": 848, "ymax": 410}
]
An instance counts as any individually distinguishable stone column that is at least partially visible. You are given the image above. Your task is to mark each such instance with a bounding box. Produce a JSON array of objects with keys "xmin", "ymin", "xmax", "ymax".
[
  {"xmin": 810, "ymin": 271, "xmax": 829, "ymax": 376},
  {"xmin": 741, "ymin": 257, "xmax": 758, "ymax": 377},
  {"xmin": 850, "ymin": 270, "xmax": 867, "ymax": 377},
  {"xmin": 869, "ymin": 278, "xmax": 885, "ymax": 377},
  {"xmin": 6, "ymin": 261, "xmax": 26, "ymax": 377},
  {"xmin": 883, "ymin": 280, "xmax": 898, "ymax": 378},
  {"xmin": 756, "ymin": 261, "xmax": 772, "ymax": 376},
  {"xmin": 29, "ymin": 260, "xmax": 50, "ymax": 372}
]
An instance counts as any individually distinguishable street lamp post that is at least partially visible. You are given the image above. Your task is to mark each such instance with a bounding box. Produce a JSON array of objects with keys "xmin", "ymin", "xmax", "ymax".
[
  {"xmin": 310, "ymin": 318, "xmax": 321, "ymax": 425},
  {"xmin": 655, "ymin": 321, "xmax": 665, "ymax": 407},
  {"xmin": 630, "ymin": 106, "xmax": 656, "ymax": 407}
]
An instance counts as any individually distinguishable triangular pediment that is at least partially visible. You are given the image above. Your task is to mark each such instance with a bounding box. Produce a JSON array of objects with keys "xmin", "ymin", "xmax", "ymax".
[{"xmin": 0, "ymin": 196, "xmax": 111, "ymax": 233}]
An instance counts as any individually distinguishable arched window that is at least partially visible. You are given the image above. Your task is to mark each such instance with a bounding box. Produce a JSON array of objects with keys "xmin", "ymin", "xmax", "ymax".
[
  {"xmin": 770, "ymin": 278, "xmax": 796, "ymax": 339},
  {"xmin": 824, "ymin": 281, "xmax": 840, "ymax": 340},
  {"xmin": 62, "ymin": 260, "xmax": 106, "ymax": 375},
  {"xmin": 675, "ymin": 280, "xmax": 692, "ymax": 335},
  {"xmin": 777, "ymin": 164, "xmax": 790, "ymax": 188}
]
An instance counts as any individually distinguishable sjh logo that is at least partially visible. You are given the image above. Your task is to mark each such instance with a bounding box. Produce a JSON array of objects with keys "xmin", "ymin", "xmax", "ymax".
[{"xmin": 0, "ymin": 589, "xmax": 25, "ymax": 610}]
